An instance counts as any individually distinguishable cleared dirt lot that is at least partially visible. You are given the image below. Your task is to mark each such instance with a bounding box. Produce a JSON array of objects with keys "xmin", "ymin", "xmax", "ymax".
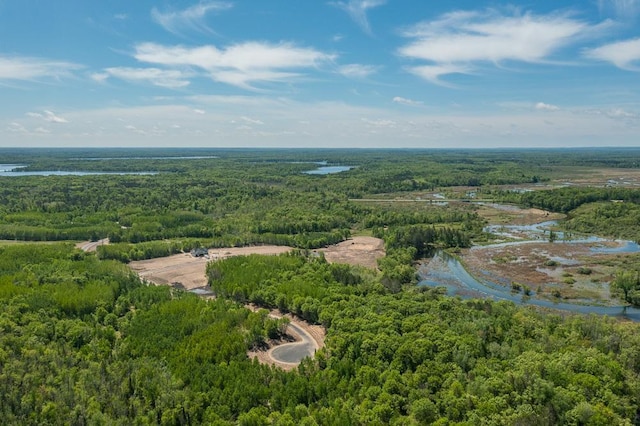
[
  {"xmin": 129, "ymin": 237, "xmax": 386, "ymax": 289},
  {"xmin": 129, "ymin": 245, "xmax": 293, "ymax": 289},
  {"xmin": 319, "ymin": 236, "xmax": 385, "ymax": 270}
]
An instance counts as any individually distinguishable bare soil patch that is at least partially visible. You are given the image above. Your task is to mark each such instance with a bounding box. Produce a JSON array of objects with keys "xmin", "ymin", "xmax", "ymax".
[
  {"xmin": 129, "ymin": 245, "xmax": 292, "ymax": 289},
  {"xmin": 319, "ymin": 236, "xmax": 385, "ymax": 270}
]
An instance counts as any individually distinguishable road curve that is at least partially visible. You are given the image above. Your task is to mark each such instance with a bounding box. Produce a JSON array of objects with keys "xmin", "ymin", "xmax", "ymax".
[
  {"xmin": 76, "ymin": 238, "xmax": 109, "ymax": 252},
  {"xmin": 268, "ymin": 320, "xmax": 318, "ymax": 365}
]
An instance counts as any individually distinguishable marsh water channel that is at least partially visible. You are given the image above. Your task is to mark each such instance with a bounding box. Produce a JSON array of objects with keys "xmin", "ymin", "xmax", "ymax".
[{"xmin": 419, "ymin": 214, "xmax": 640, "ymax": 321}]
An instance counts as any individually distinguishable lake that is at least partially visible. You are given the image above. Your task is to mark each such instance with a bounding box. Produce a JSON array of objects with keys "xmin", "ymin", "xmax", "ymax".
[
  {"xmin": 303, "ymin": 166, "xmax": 354, "ymax": 175},
  {"xmin": 0, "ymin": 164, "xmax": 157, "ymax": 177}
]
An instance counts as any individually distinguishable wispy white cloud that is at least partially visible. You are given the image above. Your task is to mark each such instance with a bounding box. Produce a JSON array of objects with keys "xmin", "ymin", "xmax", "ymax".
[
  {"xmin": 241, "ymin": 116, "xmax": 264, "ymax": 125},
  {"xmin": 362, "ymin": 117, "xmax": 396, "ymax": 127},
  {"xmin": 27, "ymin": 110, "xmax": 69, "ymax": 123},
  {"xmin": 0, "ymin": 55, "xmax": 80, "ymax": 81},
  {"xmin": 7, "ymin": 122, "xmax": 27, "ymax": 133},
  {"xmin": 535, "ymin": 102, "xmax": 560, "ymax": 111},
  {"xmin": 597, "ymin": 0, "xmax": 640, "ymax": 19},
  {"xmin": 393, "ymin": 96, "xmax": 424, "ymax": 107},
  {"xmin": 584, "ymin": 38, "xmax": 640, "ymax": 70},
  {"xmin": 93, "ymin": 67, "xmax": 192, "ymax": 89},
  {"xmin": 607, "ymin": 107, "xmax": 638, "ymax": 118},
  {"xmin": 406, "ymin": 64, "xmax": 472, "ymax": 86},
  {"xmin": 330, "ymin": 0, "xmax": 386, "ymax": 35},
  {"xmin": 399, "ymin": 10, "xmax": 597, "ymax": 85},
  {"xmin": 152, "ymin": 1, "xmax": 233, "ymax": 35},
  {"xmin": 133, "ymin": 42, "xmax": 335, "ymax": 90},
  {"xmin": 338, "ymin": 63, "xmax": 378, "ymax": 78}
]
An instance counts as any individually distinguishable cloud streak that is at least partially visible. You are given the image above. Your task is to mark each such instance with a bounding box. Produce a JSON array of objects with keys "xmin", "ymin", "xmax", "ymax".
[
  {"xmin": 133, "ymin": 42, "xmax": 335, "ymax": 90},
  {"xmin": 93, "ymin": 67, "xmax": 192, "ymax": 88},
  {"xmin": 598, "ymin": 0, "xmax": 640, "ymax": 19},
  {"xmin": 331, "ymin": 0, "xmax": 386, "ymax": 35},
  {"xmin": 27, "ymin": 110, "xmax": 69, "ymax": 123},
  {"xmin": 338, "ymin": 64, "xmax": 378, "ymax": 78},
  {"xmin": 0, "ymin": 56, "xmax": 80, "ymax": 81},
  {"xmin": 584, "ymin": 38, "xmax": 640, "ymax": 70},
  {"xmin": 392, "ymin": 96, "xmax": 423, "ymax": 106},
  {"xmin": 151, "ymin": 1, "xmax": 233, "ymax": 35},
  {"xmin": 399, "ymin": 10, "xmax": 595, "ymax": 85},
  {"xmin": 535, "ymin": 102, "xmax": 560, "ymax": 111}
]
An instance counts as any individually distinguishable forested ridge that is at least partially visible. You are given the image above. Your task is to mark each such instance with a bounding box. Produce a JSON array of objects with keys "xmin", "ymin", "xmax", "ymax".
[{"xmin": 2, "ymin": 148, "xmax": 640, "ymax": 424}]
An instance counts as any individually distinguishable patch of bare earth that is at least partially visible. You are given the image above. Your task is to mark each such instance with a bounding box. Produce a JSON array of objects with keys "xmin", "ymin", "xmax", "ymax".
[
  {"xmin": 319, "ymin": 236, "xmax": 385, "ymax": 270},
  {"xmin": 129, "ymin": 245, "xmax": 292, "ymax": 289}
]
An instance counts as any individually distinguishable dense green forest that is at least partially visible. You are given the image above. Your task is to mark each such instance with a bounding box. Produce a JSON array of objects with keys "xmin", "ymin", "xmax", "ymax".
[
  {"xmin": 3, "ymin": 148, "xmax": 640, "ymax": 424},
  {"xmin": 3, "ymin": 243, "xmax": 640, "ymax": 424}
]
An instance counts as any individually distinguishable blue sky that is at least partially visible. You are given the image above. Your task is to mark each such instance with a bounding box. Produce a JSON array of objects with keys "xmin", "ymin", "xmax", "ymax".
[{"xmin": 1, "ymin": 0, "xmax": 639, "ymax": 148}]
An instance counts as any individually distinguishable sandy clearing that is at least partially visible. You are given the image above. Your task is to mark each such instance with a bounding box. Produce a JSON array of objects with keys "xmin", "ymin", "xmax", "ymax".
[
  {"xmin": 129, "ymin": 245, "xmax": 293, "ymax": 289},
  {"xmin": 127, "ymin": 239, "xmax": 388, "ymax": 369},
  {"xmin": 319, "ymin": 236, "xmax": 385, "ymax": 270}
]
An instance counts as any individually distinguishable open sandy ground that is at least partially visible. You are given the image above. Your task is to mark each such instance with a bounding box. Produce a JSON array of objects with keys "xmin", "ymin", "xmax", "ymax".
[
  {"xmin": 127, "ymin": 236, "xmax": 385, "ymax": 290},
  {"xmin": 319, "ymin": 236, "xmax": 385, "ymax": 270},
  {"xmin": 129, "ymin": 245, "xmax": 293, "ymax": 289}
]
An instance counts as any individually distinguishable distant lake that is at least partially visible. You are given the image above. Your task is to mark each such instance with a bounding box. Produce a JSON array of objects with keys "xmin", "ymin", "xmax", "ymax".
[
  {"xmin": 303, "ymin": 166, "xmax": 354, "ymax": 175},
  {"xmin": 0, "ymin": 164, "xmax": 157, "ymax": 177},
  {"xmin": 72, "ymin": 156, "xmax": 219, "ymax": 160}
]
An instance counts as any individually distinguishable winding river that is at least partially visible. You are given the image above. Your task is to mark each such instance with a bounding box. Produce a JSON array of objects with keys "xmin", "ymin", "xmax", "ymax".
[{"xmin": 419, "ymin": 219, "xmax": 640, "ymax": 321}]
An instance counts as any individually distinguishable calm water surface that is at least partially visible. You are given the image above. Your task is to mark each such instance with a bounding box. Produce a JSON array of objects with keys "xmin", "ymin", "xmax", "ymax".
[
  {"xmin": 303, "ymin": 166, "xmax": 354, "ymax": 175},
  {"xmin": 0, "ymin": 164, "xmax": 157, "ymax": 176}
]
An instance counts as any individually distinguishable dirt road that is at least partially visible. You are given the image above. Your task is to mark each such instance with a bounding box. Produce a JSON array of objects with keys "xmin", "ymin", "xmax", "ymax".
[{"xmin": 76, "ymin": 238, "xmax": 109, "ymax": 252}]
